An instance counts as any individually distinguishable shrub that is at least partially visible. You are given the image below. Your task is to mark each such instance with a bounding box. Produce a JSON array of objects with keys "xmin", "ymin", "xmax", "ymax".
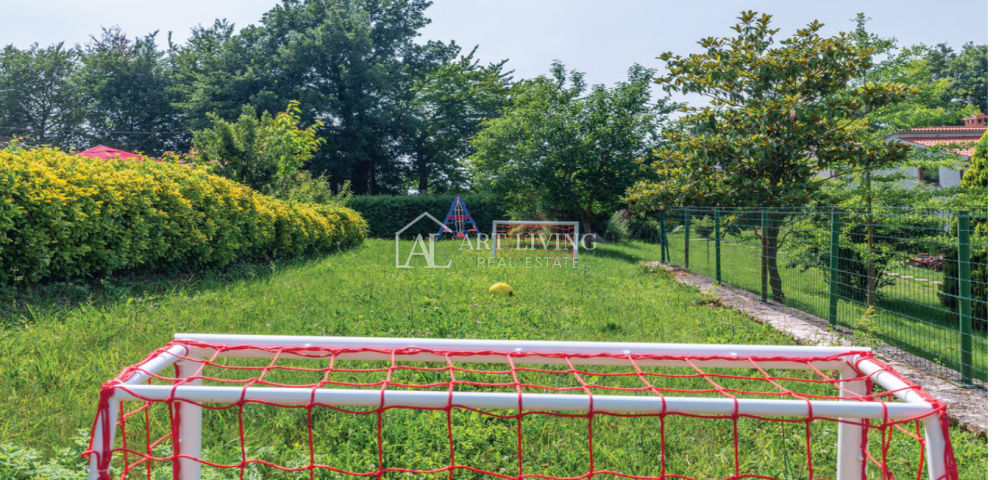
[
  {"xmin": 604, "ymin": 210, "xmax": 630, "ymax": 242},
  {"xmin": 0, "ymin": 147, "xmax": 366, "ymax": 283},
  {"xmin": 193, "ymin": 101, "xmax": 323, "ymax": 194},
  {"xmin": 346, "ymin": 194, "xmax": 506, "ymax": 239},
  {"xmin": 629, "ymin": 216, "xmax": 661, "ymax": 243}
]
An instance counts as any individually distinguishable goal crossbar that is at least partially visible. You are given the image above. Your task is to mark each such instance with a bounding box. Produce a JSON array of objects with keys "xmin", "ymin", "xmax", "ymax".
[
  {"xmin": 491, "ymin": 220, "xmax": 580, "ymax": 259},
  {"xmin": 86, "ymin": 334, "xmax": 957, "ymax": 480}
]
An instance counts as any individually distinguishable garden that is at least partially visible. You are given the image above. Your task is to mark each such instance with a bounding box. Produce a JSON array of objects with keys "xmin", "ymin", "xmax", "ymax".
[{"xmin": 0, "ymin": 1, "xmax": 989, "ymax": 479}]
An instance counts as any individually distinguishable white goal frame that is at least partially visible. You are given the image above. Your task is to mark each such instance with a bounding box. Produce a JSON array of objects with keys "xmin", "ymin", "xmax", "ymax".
[
  {"xmin": 491, "ymin": 220, "xmax": 581, "ymax": 259},
  {"xmin": 88, "ymin": 334, "xmax": 951, "ymax": 480}
]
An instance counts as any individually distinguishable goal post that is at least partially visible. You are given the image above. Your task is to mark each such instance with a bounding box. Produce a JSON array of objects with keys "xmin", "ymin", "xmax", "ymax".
[
  {"xmin": 491, "ymin": 220, "xmax": 581, "ymax": 259},
  {"xmin": 86, "ymin": 334, "xmax": 958, "ymax": 480}
]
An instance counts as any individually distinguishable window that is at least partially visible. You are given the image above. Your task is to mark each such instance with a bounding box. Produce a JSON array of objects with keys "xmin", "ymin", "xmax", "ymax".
[{"xmin": 919, "ymin": 168, "xmax": 940, "ymax": 185}]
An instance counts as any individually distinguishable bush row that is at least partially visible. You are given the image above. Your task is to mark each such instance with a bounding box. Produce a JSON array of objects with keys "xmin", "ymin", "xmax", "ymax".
[
  {"xmin": 346, "ymin": 194, "xmax": 507, "ymax": 239},
  {"xmin": 0, "ymin": 147, "xmax": 366, "ymax": 283}
]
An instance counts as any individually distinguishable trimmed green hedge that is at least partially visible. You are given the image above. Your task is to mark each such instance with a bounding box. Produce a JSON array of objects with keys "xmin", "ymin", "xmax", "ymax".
[
  {"xmin": 0, "ymin": 147, "xmax": 366, "ymax": 283},
  {"xmin": 346, "ymin": 194, "xmax": 507, "ymax": 239}
]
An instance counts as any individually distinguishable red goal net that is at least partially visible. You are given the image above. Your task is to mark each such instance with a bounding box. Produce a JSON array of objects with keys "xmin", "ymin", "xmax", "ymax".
[{"xmin": 85, "ymin": 335, "xmax": 958, "ymax": 480}]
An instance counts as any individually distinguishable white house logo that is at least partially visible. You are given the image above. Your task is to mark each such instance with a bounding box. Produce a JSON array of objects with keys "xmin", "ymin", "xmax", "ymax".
[{"xmin": 395, "ymin": 212, "xmax": 452, "ymax": 269}]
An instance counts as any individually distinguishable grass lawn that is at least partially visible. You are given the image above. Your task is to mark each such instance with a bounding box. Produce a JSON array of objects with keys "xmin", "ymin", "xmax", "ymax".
[
  {"xmin": 671, "ymin": 233, "xmax": 989, "ymax": 382},
  {"xmin": 0, "ymin": 239, "xmax": 986, "ymax": 479}
]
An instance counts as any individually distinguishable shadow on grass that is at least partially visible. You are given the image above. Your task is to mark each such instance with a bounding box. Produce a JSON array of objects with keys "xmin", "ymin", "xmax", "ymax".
[
  {"xmin": 584, "ymin": 243, "xmax": 648, "ymax": 264},
  {"xmin": 0, "ymin": 248, "xmax": 355, "ymax": 329}
]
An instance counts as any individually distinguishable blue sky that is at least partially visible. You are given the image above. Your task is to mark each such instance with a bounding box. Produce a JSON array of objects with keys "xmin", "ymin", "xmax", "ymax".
[{"xmin": 3, "ymin": 0, "xmax": 988, "ymax": 106}]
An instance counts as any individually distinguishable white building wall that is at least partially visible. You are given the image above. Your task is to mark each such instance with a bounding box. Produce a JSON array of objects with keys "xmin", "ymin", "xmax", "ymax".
[
  {"xmin": 873, "ymin": 166, "xmax": 918, "ymax": 188},
  {"xmin": 938, "ymin": 167, "xmax": 962, "ymax": 188}
]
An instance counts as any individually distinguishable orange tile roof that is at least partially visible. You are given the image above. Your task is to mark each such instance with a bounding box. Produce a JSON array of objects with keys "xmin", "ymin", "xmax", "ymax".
[
  {"xmin": 898, "ymin": 135, "xmax": 983, "ymax": 157},
  {"xmin": 906, "ymin": 125, "xmax": 987, "ymax": 133}
]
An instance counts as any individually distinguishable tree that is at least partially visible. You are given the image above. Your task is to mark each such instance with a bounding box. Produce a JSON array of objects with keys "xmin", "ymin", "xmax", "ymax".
[
  {"xmin": 0, "ymin": 43, "xmax": 85, "ymax": 147},
  {"xmin": 170, "ymin": 19, "xmax": 286, "ymax": 132},
  {"xmin": 77, "ymin": 27, "xmax": 184, "ymax": 154},
  {"xmin": 847, "ymin": 15, "xmax": 981, "ymax": 131},
  {"xmin": 193, "ymin": 101, "xmax": 324, "ymax": 194},
  {"xmin": 472, "ymin": 62, "xmax": 675, "ymax": 236},
  {"xmin": 842, "ymin": 15, "xmax": 986, "ymax": 305},
  {"xmin": 625, "ymin": 11, "xmax": 915, "ymax": 302},
  {"xmin": 788, "ymin": 174, "xmax": 954, "ymax": 303},
  {"xmin": 173, "ymin": 0, "xmax": 440, "ymax": 195},
  {"xmin": 924, "ymin": 43, "xmax": 988, "ymax": 113},
  {"xmin": 398, "ymin": 46, "xmax": 512, "ymax": 193}
]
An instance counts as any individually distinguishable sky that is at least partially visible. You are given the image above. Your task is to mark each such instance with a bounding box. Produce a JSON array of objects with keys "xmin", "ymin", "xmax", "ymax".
[{"xmin": 2, "ymin": 0, "xmax": 989, "ymax": 106}]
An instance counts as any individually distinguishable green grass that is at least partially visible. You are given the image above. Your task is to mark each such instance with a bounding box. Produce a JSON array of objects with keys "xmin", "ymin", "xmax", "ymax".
[
  {"xmin": 0, "ymin": 240, "xmax": 986, "ymax": 479},
  {"xmin": 670, "ymin": 234, "xmax": 989, "ymax": 381}
]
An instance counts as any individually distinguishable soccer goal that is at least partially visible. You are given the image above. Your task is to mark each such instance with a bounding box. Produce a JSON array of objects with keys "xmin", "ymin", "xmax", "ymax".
[
  {"xmin": 86, "ymin": 334, "xmax": 958, "ymax": 480},
  {"xmin": 491, "ymin": 220, "xmax": 580, "ymax": 259}
]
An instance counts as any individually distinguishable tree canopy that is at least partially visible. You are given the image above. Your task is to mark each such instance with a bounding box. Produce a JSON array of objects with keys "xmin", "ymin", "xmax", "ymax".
[
  {"xmin": 471, "ymin": 62, "xmax": 677, "ymax": 234},
  {"xmin": 624, "ymin": 11, "xmax": 917, "ymax": 301},
  {"xmin": 1, "ymin": 0, "xmax": 513, "ymax": 195},
  {"xmin": 0, "ymin": 4, "xmax": 986, "ymax": 203},
  {"xmin": 625, "ymin": 11, "xmax": 916, "ymax": 211},
  {"xmin": 193, "ymin": 101, "xmax": 324, "ymax": 195}
]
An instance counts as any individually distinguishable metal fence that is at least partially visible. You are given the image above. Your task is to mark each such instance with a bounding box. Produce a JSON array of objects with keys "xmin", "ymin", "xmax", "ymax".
[{"xmin": 660, "ymin": 207, "xmax": 988, "ymax": 389}]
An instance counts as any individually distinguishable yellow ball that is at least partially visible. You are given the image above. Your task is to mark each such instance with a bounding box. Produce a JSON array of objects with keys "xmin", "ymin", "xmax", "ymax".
[{"xmin": 489, "ymin": 282, "xmax": 513, "ymax": 296}]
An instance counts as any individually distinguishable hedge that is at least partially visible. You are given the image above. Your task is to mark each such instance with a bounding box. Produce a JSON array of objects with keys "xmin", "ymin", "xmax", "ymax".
[
  {"xmin": 346, "ymin": 194, "xmax": 507, "ymax": 239},
  {"xmin": 0, "ymin": 147, "xmax": 366, "ymax": 283}
]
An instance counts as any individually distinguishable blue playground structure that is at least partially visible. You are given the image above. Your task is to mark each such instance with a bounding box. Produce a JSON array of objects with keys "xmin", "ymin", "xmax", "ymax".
[{"xmin": 435, "ymin": 196, "xmax": 479, "ymax": 240}]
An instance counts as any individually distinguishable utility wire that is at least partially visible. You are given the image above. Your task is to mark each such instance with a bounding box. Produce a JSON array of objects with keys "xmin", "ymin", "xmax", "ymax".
[{"xmin": 0, "ymin": 126, "xmax": 192, "ymax": 136}]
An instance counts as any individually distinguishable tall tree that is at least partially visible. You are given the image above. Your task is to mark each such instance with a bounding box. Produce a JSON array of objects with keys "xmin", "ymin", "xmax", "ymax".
[
  {"xmin": 174, "ymin": 0, "xmax": 439, "ymax": 194},
  {"xmin": 924, "ymin": 42, "xmax": 988, "ymax": 113},
  {"xmin": 848, "ymin": 15, "xmax": 982, "ymax": 130},
  {"xmin": 170, "ymin": 19, "xmax": 281, "ymax": 132},
  {"xmin": 77, "ymin": 27, "xmax": 184, "ymax": 154},
  {"xmin": 625, "ymin": 11, "xmax": 915, "ymax": 302},
  {"xmin": 399, "ymin": 45, "xmax": 512, "ymax": 193},
  {"xmin": 472, "ymin": 62, "xmax": 675, "ymax": 236},
  {"xmin": 0, "ymin": 43, "xmax": 85, "ymax": 147}
]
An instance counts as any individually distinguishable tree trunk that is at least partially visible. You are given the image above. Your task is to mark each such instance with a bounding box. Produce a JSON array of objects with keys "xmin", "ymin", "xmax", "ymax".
[
  {"xmin": 367, "ymin": 164, "xmax": 377, "ymax": 195},
  {"xmin": 766, "ymin": 216, "xmax": 787, "ymax": 303},
  {"xmin": 581, "ymin": 210, "xmax": 594, "ymax": 249},
  {"xmin": 417, "ymin": 170, "xmax": 428, "ymax": 193},
  {"xmin": 415, "ymin": 141, "xmax": 428, "ymax": 194}
]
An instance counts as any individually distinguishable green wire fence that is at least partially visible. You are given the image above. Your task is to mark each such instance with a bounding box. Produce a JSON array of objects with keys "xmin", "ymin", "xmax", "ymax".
[{"xmin": 660, "ymin": 207, "xmax": 988, "ymax": 389}]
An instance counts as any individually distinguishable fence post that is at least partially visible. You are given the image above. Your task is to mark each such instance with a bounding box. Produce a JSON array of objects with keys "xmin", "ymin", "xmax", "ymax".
[
  {"xmin": 761, "ymin": 209, "xmax": 769, "ymax": 303},
  {"xmin": 957, "ymin": 211, "xmax": 973, "ymax": 386},
  {"xmin": 829, "ymin": 209, "xmax": 841, "ymax": 326},
  {"xmin": 660, "ymin": 209, "xmax": 668, "ymax": 263},
  {"xmin": 684, "ymin": 209, "xmax": 690, "ymax": 269},
  {"xmin": 714, "ymin": 209, "xmax": 721, "ymax": 284}
]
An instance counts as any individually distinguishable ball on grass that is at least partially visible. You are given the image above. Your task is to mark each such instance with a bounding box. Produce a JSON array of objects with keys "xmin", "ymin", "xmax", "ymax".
[{"xmin": 489, "ymin": 282, "xmax": 513, "ymax": 296}]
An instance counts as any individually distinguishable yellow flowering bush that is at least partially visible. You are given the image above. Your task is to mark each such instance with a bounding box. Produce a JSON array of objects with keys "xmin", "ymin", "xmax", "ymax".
[{"xmin": 0, "ymin": 147, "xmax": 366, "ymax": 282}]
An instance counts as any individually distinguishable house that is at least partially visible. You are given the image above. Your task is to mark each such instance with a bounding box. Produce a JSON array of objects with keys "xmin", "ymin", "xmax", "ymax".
[
  {"xmin": 76, "ymin": 145, "xmax": 145, "ymax": 161},
  {"xmin": 818, "ymin": 114, "xmax": 987, "ymax": 188},
  {"xmin": 882, "ymin": 113, "xmax": 987, "ymax": 188}
]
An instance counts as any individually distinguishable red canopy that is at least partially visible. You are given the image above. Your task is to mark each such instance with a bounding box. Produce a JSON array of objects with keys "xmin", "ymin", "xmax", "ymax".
[{"xmin": 76, "ymin": 145, "xmax": 145, "ymax": 161}]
